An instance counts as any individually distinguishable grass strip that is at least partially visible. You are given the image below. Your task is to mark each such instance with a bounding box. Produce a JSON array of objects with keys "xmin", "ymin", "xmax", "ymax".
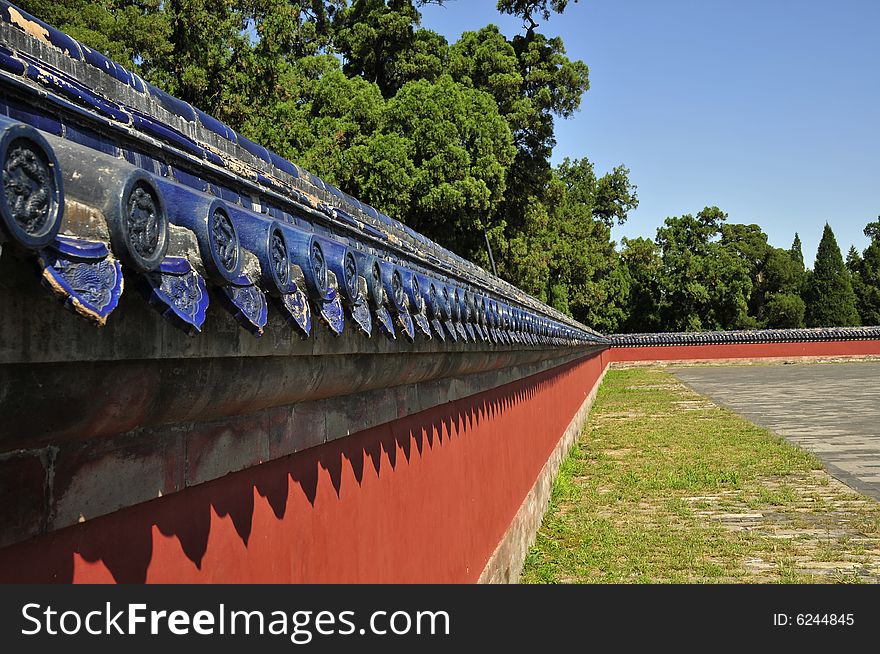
[{"xmin": 521, "ymin": 367, "xmax": 880, "ymax": 583}]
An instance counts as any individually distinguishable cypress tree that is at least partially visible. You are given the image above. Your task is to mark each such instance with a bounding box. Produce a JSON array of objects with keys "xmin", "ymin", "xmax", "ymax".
[
  {"xmin": 790, "ymin": 233, "xmax": 805, "ymax": 270},
  {"xmin": 846, "ymin": 245, "xmax": 862, "ymax": 273},
  {"xmin": 853, "ymin": 220, "xmax": 880, "ymax": 325},
  {"xmin": 788, "ymin": 232, "xmax": 807, "ymax": 297},
  {"xmin": 804, "ymin": 224, "xmax": 860, "ymax": 327}
]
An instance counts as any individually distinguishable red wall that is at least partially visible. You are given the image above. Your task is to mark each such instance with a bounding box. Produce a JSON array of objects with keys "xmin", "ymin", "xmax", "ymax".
[
  {"xmin": 3, "ymin": 338, "xmax": 878, "ymax": 584},
  {"xmin": 0, "ymin": 351, "xmax": 611, "ymax": 583},
  {"xmin": 609, "ymin": 339, "xmax": 880, "ymax": 362}
]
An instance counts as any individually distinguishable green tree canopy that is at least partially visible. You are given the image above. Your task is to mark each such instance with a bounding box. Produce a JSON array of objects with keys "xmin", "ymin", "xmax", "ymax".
[
  {"xmin": 17, "ymin": 0, "xmax": 642, "ymax": 333},
  {"xmin": 619, "ymin": 236, "xmax": 661, "ymax": 333},
  {"xmin": 334, "ymin": 0, "xmax": 448, "ymax": 97},
  {"xmin": 790, "ymin": 232, "xmax": 805, "ymax": 270},
  {"xmin": 804, "ymin": 223, "xmax": 860, "ymax": 327},
  {"xmin": 654, "ymin": 207, "xmax": 752, "ymax": 331},
  {"xmin": 543, "ymin": 158, "xmax": 632, "ymax": 331},
  {"xmin": 377, "ymin": 75, "xmax": 516, "ymax": 258},
  {"xmin": 497, "ymin": 0, "xmax": 577, "ymax": 30},
  {"xmin": 849, "ymin": 219, "xmax": 880, "ymax": 326},
  {"xmin": 718, "ymin": 224, "xmax": 805, "ymax": 328}
]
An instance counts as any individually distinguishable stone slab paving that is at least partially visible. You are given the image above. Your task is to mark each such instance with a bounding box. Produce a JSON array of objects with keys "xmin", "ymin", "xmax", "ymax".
[
  {"xmin": 673, "ymin": 362, "xmax": 880, "ymax": 501},
  {"xmin": 680, "ymin": 470, "xmax": 880, "ymax": 582}
]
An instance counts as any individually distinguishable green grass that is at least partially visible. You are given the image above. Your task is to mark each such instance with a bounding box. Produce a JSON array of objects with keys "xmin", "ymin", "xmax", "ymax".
[{"xmin": 520, "ymin": 367, "xmax": 880, "ymax": 584}]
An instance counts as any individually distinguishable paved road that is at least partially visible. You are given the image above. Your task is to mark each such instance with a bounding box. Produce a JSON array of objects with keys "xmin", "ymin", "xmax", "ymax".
[{"xmin": 673, "ymin": 362, "xmax": 880, "ymax": 501}]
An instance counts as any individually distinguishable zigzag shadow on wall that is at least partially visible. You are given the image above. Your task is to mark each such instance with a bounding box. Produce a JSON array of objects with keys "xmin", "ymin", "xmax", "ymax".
[{"xmin": 0, "ymin": 358, "xmax": 582, "ymax": 583}]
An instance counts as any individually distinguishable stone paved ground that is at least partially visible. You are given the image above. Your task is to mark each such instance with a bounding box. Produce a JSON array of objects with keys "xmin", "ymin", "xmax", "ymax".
[
  {"xmin": 673, "ymin": 362, "xmax": 880, "ymax": 501},
  {"xmin": 672, "ymin": 361, "xmax": 880, "ymax": 582},
  {"xmin": 680, "ymin": 471, "xmax": 880, "ymax": 582}
]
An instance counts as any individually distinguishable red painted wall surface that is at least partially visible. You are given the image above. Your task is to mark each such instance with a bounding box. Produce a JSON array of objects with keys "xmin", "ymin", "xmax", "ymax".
[
  {"xmin": 609, "ymin": 340, "xmax": 880, "ymax": 363},
  {"xmin": 0, "ymin": 351, "xmax": 611, "ymax": 583},
  {"xmin": 3, "ymin": 339, "xmax": 878, "ymax": 584}
]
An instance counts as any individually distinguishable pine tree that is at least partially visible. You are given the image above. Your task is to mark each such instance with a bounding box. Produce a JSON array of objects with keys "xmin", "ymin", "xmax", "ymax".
[
  {"xmin": 852, "ymin": 219, "xmax": 880, "ymax": 325},
  {"xmin": 804, "ymin": 224, "xmax": 860, "ymax": 327},
  {"xmin": 787, "ymin": 232, "xmax": 807, "ymax": 301},
  {"xmin": 790, "ymin": 232, "xmax": 805, "ymax": 269},
  {"xmin": 846, "ymin": 245, "xmax": 862, "ymax": 275}
]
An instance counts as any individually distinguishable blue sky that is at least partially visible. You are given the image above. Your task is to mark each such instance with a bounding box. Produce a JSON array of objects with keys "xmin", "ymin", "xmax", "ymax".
[{"xmin": 421, "ymin": 0, "xmax": 880, "ymax": 266}]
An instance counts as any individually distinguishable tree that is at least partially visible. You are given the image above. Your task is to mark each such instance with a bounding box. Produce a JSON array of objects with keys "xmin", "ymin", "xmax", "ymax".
[
  {"xmin": 247, "ymin": 59, "xmax": 387, "ymax": 181},
  {"xmin": 334, "ymin": 0, "xmax": 449, "ymax": 97},
  {"xmin": 593, "ymin": 165, "xmax": 639, "ymax": 227},
  {"xmin": 789, "ymin": 233, "xmax": 805, "ymax": 267},
  {"xmin": 154, "ymin": 0, "xmax": 351, "ymax": 129},
  {"xmin": 804, "ymin": 224, "xmax": 860, "ymax": 327},
  {"xmin": 654, "ymin": 207, "xmax": 752, "ymax": 331},
  {"xmin": 19, "ymin": 0, "xmax": 172, "ymax": 72},
  {"xmin": 619, "ymin": 236, "xmax": 661, "ymax": 332},
  {"xmin": 373, "ymin": 75, "xmax": 516, "ymax": 260},
  {"xmin": 448, "ymin": 26, "xmax": 524, "ymax": 124},
  {"xmin": 849, "ymin": 219, "xmax": 880, "ymax": 326},
  {"xmin": 720, "ymin": 223, "xmax": 769, "ymax": 323},
  {"xmin": 21, "ymin": 0, "xmax": 643, "ymax": 331},
  {"xmin": 501, "ymin": 30, "xmax": 589, "ymax": 208},
  {"xmin": 846, "ymin": 245, "xmax": 862, "ymax": 275},
  {"xmin": 448, "ymin": 8, "xmax": 589, "ymax": 279},
  {"xmin": 490, "ymin": 156, "xmax": 635, "ymax": 330},
  {"xmin": 19, "ymin": 0, "xmax": 349, "ymax": 129},
  {"xmin": 788, "ymin": 232, "xmax": 807, "ymax": 294},
  {"xmin": 502, "ymin": 197, "xmax": 551, "ymax": 302},
  {"xmin": 497, "ymin": 0, "xmax": 577, "ymax": 31},
  {"xmin": 761, "ymin": 247, "xmax": 805, "ymax": 327},
  {"xmin": 160, "ymin": 0, "xmax": 253, "ymax": 125},
  {"xmin": 764, "ymin": 292, "xmax": 805, "ymax": 328},
  {"xmin": 718, "ymin": 224, "xmax": 808, "ymax": 328},
  {"xmin": 530, "ymin": 158, "xmax": 635, "ymax": 331}
]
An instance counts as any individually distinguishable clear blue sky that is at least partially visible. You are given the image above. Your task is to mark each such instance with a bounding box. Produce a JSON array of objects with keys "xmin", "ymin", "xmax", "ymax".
[{"xmin": 421, "ymin": 0, "xmax": 880, "ymax": 266}]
